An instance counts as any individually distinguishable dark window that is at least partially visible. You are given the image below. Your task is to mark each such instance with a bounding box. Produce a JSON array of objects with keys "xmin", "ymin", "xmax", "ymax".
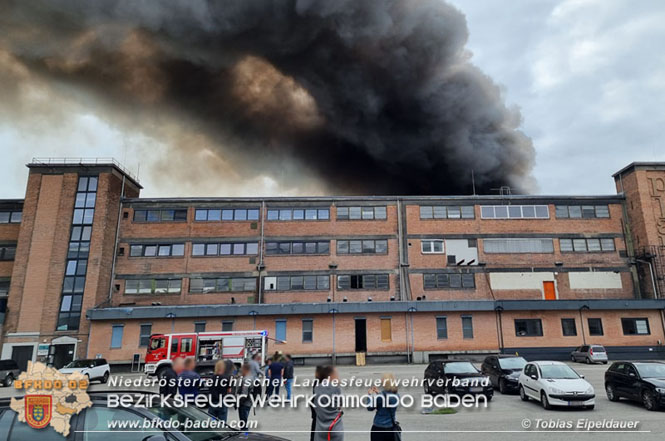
[
  {"xmin": 111, "ymin": 325, "xmax": 123, "ymax": 348},
  {"xmin": 337, "ymin": 206, "xmax": 387, "ymax": 220},
  {"xmin": 420, "ymin": 205, "xmax": 474, "ymax": 219},
  {"xmin": 189, "ymin": 277, "xmax": 255, "ymax": 293},
  {"xmin": 133, "ymin": 208, "xmax": 187, "ymax": 222},
  {"xmin": 125, "ymin": 279, "xmax": 182, "ymax": 294},
  {"xmin": 587, "ymin": 318, "xmax": 604, "ymax": 336},
  {"xmin": 462, "ymin": 316, "xmax": 473, "ymax": 339},
  {"xmin": 194, "ymin": 322, "xmax": 206, "ymax": 333},
  {"xmin": 621, "ymin": 318, "xmax": 650, "ymax": 335},
  {"xmin": 0, "ymin": 246, "xmax": 16, "ymax": 261},
  {"xmin": 139, "ymin": 324, "xmax": 152, "ymax": 347},
  {"xmin": 436, "ymin": 317, "xmax": 448, "ymax": 339},
  {"xmin": 0, "ymin": 210, "xmax": 22, "ymax": 224},
  {"xmin": 559, "ymin": 238, "xmax": 615, "ymax": 252},
  {"xmin": 423, "ymin": 273, "xmax": 474, "ymax": 289},
  {"xmin": 267, "ymin": 208, "xmax": 329, "ymax": 221},
  {"xmin": 515, "ymin": 319, "xmax": 543, "ymax": 337},
  {"xmin": 222, "ymin": 321, "xmax": 234, "ymax": 331},
  {"xmin": 191, "ymin": 242, "xmax": 258, "ymax": 256},
  {"xmin": 336, "ymin": 239, "xmax": 388, "ymax": 254},
  {"xmin": 302, "ymin": 319, "xmax": 313, "ymax": 343},
  {"xmin": 265, "ymin": 241, "xmax": 330, "ymax": 255},
  {"xmin": 561, "ymin": 318, "xmax": 577, "ymax": 336},
  {"xmin": 337, "ymin": 274, "xmax": 389, "ymax": 290},
  {"xmin": 269, "ymin": 276, "xmax": 328, "ymax": 291},
  {"xmin": 275, "ymin": 320, "xmax": 286, "ymax": 341},
  {"xmin": 555, "ymin": 205, "xmax": 610, "ymax": 219}
]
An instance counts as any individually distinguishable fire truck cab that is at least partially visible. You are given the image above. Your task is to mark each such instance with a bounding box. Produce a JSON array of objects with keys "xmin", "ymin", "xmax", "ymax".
[{"xmin": 144, "ymin": 330, "xmax": 267, "ymax": 376}]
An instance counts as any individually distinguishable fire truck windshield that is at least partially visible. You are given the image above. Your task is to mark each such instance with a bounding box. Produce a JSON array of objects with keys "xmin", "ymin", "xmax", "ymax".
[{"xmin": 149, "ymin": 337, "xmax": 165, "ymax": 351}]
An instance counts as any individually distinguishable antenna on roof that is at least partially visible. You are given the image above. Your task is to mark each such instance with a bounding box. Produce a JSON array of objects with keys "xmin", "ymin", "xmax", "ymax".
[{"xmin": 471, "ymin": 170, "xmax": 476, "ymax": 196}]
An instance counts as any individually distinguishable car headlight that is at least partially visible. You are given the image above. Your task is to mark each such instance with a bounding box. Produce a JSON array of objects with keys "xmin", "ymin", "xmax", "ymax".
[
  {"xmin": 655, "ymin": 388, "xmax": 665, "ymax": 394},
  {"xmin": 549, "ymin": 387, "xmax": 565, "ymax": 395}
]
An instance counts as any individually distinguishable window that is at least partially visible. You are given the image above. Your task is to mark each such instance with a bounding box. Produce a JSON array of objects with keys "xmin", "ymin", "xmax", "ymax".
[
  {"xmin": 139, "ymin": 324, "xmax": 152, "ymax": 347},
  {"xmin": 621, "ymin": 318, "xmax": 650, "ymax": 335},
  {"xmin": 337, "ymin": 274, "xmax": 389, "ymax": 290},
  {"xmin": 0, "ymin": 281, "xmax": 8, "ymax": 296},
  {"xmin": 267, "ymin": 208, "xmax": 329, "ymax": 221},
  {"xmin": 125, "ymin": 279, "xmax": 182, "ymax": 294},
  {"xmin": 265, "ymin": 275, "xmax": 329, "ymax": 291},
  {"xmin": 436, "ymin": 317, "xmax": 448, "ymax": 339},
  {"xmin": 129, "ymin": 243, "xmax": 185, "ymax": 257},
  {"xmin": 380, "ymin": 318, "xmax": 392, "ymax": 341},
  {"xmin": 275, "ymin": 320, "xmax": 287, "ymax": 342},
  {"xmin": 222, "ymin": 321, "xmax": 234, "ymax": 331},
  {"xmin": 421, "ymin": 240, "xmax": 444, "ymax": 254},
  {"xmin": 483, "ymin": 238, "xmax": 554, "ymax": 253},
  {"xmin": 337, "ymin": 206, "xmax": 387, "ymax": 220},
  {"xmin": 555, "ymin": 205, "xmax": 610, "ymax": 219},
  {"xmin": 111, "ymin": 325, "xmax": 124, "ymax": 348},
  {"xmin": 587, "ymin": 318, "xmax": 604, "ymax": 336},
  {"xmin": 133, "ymin": 208, "xmax": 187, "ymax": 222},
  {"xmin": 194, "ymin": 322, "xmax": 206, "ymax": 333},
  {"xmin": 181, "ymin": 338, "xmax": 193, "ymax": 353},
  {"xmin": 189, "ymin": 277, "xmax": 256, "ymax": 293},
  {"xmin": 195, "ymin": 208, "xmax": 260, "ymax": 222},
  {"xmin": 462, "ymin": 316, "xmax": 473, "ymax": 339},
  {"xmin": 480, "ymin": 205, "xmax": 549, "ymax": 219},
  {"xmin": 419, "ymin": 205, "xmax": 474, "ymax": 219},
  {"xmin": 191, "ymin": 242, "xmax": 259, "ymax": 256},
  {"xmin": 559, "ymin": 238, "xmax": 615, "ymax": 252},
  {"xmin": 302, "ymin": 319, "xmax": 313, "ymax": 343},
  {"xmin": 265, "ymin": 241, "xmax": 330, "ymax": 255},
  {"xmin": 514, "ymin": 319, "xmax": 543, "ymax": 337},
  {"xmin": 423, "ymin": 273, "xmax": 474, "ymax": 289},
  {"xmin": 561, "ymin": 319, "xmax": 577, "ymax": 336},
  {"xmin": 336, "ymin": 239, "xmax": 388, "ymax": 254},
  {"xmin": 0, "ymin": 210, "xmax": 22, "ymax": 224},
  {"xmin": 0, "ymin": 246, "xmax": 16, "ymax": 261}
]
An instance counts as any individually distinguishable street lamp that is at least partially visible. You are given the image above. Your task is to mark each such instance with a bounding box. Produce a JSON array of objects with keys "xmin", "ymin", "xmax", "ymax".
[
  {"xmin": 407, "ymin": 306, "xmax": 417, "ymax": 364},
  {"xmin": 329, "ymin": 308, "xmax": 339, "ymax": 365},
  {"xmin": 166, "ymin": 312, "xmax": 176, "ymax": 333}
]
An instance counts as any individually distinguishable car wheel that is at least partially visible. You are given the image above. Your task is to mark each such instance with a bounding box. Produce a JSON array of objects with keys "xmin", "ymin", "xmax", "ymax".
[
  {"xmin": 4, "ymin": 375, "xmax": 13, "ymax": 387},
  {"xmin": 101, "ymin": 371, "xmax": 109, "ymax": 384},
  {"xmin": 605, "ymin": 384, "xmax": 619, "ymax": 402},
  {"xmin": 571, "ymin": 355, "xmax": 576, "ymax": 362},
  {"xmin": 603, "ymin": 361, "xmax": 608, "ymax": 365},
  {"xmin": 585, "ymin": 357, "xmax": 591, "ymax": 364},
  {"xmin": 423, "ymin": 381, "xmax": 431, "ymax": 395},
  {"xmin": 499, "ymin": 379, "xmax": 506, "ymax": 394},
  {"xmin": 519, "ymin": 386, "xmax": 529, "ymax": 401},
  {"xmin": 541, "ymin": 392, "xmax": 552, "ymax": 410},
  {"xmin": 642, "ymin": 390, "xmax": 657, "ymax": 411}
]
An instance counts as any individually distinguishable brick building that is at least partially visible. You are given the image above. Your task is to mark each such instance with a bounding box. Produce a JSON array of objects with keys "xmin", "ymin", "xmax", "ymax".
[{"xmin": 1, "ymin": 158, "xmax": 664, "ymax": 369}]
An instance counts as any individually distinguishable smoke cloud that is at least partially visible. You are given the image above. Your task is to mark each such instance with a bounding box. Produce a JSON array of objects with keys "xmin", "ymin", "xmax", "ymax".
[{"xmin": 0, "ymin": 0, "xmax": 536, "ymax": 195}]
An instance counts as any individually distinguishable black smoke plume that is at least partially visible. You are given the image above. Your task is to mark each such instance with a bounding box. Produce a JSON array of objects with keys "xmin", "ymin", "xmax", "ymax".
[{"xmin": 0, "ymin": 0, "xmax": 535, "ymax": 195}]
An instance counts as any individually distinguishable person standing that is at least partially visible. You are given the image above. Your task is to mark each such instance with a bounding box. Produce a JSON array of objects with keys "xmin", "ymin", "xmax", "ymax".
[
  {"xmin": 283, "ymin": 354, "xmax": 295, "ymax": 401},
  {"xmin": 208, "ymin": 360, "xmax": 231, "ymax": 423},
  {"xmin": 236, "ymin": 362, "xmax": 256, "ymax": 429},
  {"xmin": 266, "ymin": 354, "xmax": 284, "ymax": 397},
  {"xmin": 178, "ymin": 357, "xmax": 201, "ymax": 398},
  {"xmin": 248, "ymin": 353, "xmax": 264, "ymax": 397},
  {"xmin": 313, "ymin": 366, "xmax": 344, "ymax": 441},
  {"xmin": 158, "ymin": 357, "xmax": 182, "ymax": 397},
  {"xmin": 310, "ymin": 366, "xmax": 324, "ymax": 441},
  {"xmin": 368, "ymin": 373, "xmax": 401, "ymax": 441}
]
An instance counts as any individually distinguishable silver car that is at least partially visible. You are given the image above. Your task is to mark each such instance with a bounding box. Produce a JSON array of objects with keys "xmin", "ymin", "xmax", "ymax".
[{"xmin": 571, "ymin": 344, "xmax": 608, "ymax": 364}]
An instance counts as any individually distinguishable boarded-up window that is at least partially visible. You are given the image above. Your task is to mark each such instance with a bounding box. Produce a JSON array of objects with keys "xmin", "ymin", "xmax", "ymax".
[{"xmin": 380, "ymin": 318, "xmax": 392, "ymax": 342}]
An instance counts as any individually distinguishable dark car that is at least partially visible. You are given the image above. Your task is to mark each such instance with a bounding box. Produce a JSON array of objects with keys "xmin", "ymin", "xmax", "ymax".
[
  {"xmin": 481, "ymin": 355, "xmax": 527, "ymax": 394},
  {"xmin": 605, "ymin": 361, "xmax": 665, "ymax": 411},
  {"xmin": 0, "ymin": 361, "xmax": 20, "ymax": 388},
  {"xmin": 424, "ymin": 360, "xmax": 493, "ymax": 400},
  {"xmin": 0, "ymin": 391, "xmax": 289, "ymax": 440}
]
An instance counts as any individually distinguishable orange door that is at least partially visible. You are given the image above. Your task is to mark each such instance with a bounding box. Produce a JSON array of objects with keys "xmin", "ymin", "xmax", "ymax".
[{"xmin": 543, "ymin": 281, "xmax": 556, "ymax": 300}]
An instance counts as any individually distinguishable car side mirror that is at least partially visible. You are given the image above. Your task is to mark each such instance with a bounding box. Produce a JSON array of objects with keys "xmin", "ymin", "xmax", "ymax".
[
  {"xmin": 629, "ymin": 372, "xmax": 636, "ymax": 377},
  {"xmin": 530, "ymin": 375, "xmax": 537, "ymax": 380},
  {"xmin": 142, "ymin": 435, "xmax": 167, "ymax": 441},
  {"xmin": 580, "ymin": 374, "xmax": 585, "ymax": 379}
]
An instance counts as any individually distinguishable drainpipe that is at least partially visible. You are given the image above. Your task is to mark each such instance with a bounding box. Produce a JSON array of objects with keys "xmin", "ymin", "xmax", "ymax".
[
  {"xmin": 495, "ymin": 306, "xmax": 504, "ymax": 354},
  {"xmin": 635, "ymin": 258, "xmax": 659, "ymax": 299},
  {"xmin": 257, "ymin": 200, "xmax": 266, "ymax": 304}
]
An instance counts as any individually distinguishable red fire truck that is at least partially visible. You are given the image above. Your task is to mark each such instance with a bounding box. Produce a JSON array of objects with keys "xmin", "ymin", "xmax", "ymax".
[{"xmin": 144, "ymin": 330, "xmax": 268, "ymax": 376}]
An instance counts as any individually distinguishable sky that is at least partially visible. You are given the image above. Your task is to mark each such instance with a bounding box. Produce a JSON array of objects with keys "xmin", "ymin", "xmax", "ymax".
[{"xmin": 0, "ymin": 0, "xmax": 663, "ymax": 198}]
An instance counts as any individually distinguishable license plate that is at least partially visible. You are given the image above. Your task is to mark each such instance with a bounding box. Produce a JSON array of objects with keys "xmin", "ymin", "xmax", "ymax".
[
  {"xmin": 568, "ymin": 401, "xmax": 584, "ymax": 406},
  {"xmin": 470, "ymin": 387, "xmax": 483, "ymax": 393}
]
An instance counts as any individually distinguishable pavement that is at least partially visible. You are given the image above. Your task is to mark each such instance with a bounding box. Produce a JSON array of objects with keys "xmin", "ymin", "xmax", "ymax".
[{"xmin": 2, "ymin": 361, "xmax": 663, "ymax": 441}]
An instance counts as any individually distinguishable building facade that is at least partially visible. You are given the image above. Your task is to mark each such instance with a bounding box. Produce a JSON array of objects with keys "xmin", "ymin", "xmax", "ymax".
[{"xmin": 1, "ymin": 159, "xmax": 665, "ymax": 369}]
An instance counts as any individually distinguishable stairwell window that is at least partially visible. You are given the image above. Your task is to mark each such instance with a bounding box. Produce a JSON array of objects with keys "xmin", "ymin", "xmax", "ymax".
[
  {"xmin": 621, "ymin": 318, "xmax": 650, "ymax": 335},
  {"xmin": 515, "ymin": 319, "xmax": 543, "ymax": 337}
]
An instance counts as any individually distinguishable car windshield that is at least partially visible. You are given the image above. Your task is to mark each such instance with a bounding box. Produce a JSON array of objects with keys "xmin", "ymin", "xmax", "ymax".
[
  {"xmin": 64, "ymin": 360, "xmax": 92, "ymax": 368},
  {"xmin": 540, "ymin": 364, "xmax": 580, "ymax": 379},
  {"xmin": 444, "ymin": 362, "xmax": 478, "ymax": 374},
  {"xmin": 499, "ymin": 357, "xmax": 527, "ymax": 369},
  {"xmin": 635, "ymin": 363, "xmax": 665, "ymax": 379},
  {"xmin": 150, "ymin": 337, "xmax": 165, "ymax": 351},
  {"xmin": 145, "ymin": 403, "xmax": 235, "ymax": 441}
]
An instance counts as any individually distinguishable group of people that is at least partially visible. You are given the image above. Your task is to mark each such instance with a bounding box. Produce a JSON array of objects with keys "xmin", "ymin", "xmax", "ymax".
[{"xmin": 157, "ymin": 354, "xmax": 401, "ymax": 440}]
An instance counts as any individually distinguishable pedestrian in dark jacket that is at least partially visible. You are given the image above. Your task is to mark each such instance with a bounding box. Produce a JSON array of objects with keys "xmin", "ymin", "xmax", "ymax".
[
  {"xmin": 283, "ymin": 354, "xmax": 295, "ymax": 400},
  {"xmin": 208, "ymin": 360, "xmax": 231, "ymax": 423},
  {"xmin": 266, "ymin": 354, "xmax": 284, "ymax": 396},
  {"xmin": 368, "ymin": 373, "xmax": 400, "ymax": 441},
  {"xmin": 236, "ymin": 362, "xmax": 256, "ymax": 429},
  {"xmin": 178, "ymin": 357, "xmax": 201, "ymax": 398},
  {"xmin": 158, "ymin": 358, "xmax": 181, "ymax": 397}
]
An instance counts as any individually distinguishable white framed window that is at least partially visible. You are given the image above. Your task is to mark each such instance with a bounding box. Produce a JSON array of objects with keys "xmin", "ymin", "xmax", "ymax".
[{"xmin": 421, "ymin": 240, "xmax": 444, "ymax": 254}]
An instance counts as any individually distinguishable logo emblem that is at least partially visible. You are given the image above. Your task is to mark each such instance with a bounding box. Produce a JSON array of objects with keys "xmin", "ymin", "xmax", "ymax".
[{"xmin": 25, "ymin": 395, "xmax": 52, "ymax": 429}]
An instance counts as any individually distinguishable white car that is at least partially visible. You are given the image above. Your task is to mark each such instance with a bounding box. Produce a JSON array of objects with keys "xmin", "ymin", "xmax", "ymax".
[
  {"xmin": 59, "ymin": 358, "xmax": 110, "ymax": 384},
  {"xmin": 519, "ymin": 361, "xmax": 595, "ymax": 410}
]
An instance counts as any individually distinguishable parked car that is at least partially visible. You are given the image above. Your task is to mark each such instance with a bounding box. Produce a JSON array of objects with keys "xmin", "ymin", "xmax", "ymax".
[
  {"xmin": 519, "ymin": 361, "xmax": 595, "ymax": 410},
  {"xmin": 0, "ymin": 360, "xmax": 20, "ymax": 388},
  {"xmin": 0, "ymin": 391, "xmax": 290, "ymax": 440},
  {"xmin": 570, "ymin": 344, "xmax": 608, "ymax": 364},
  {"xmin": 481, "ymin": 355, "xmax": 527, "ymax": 394},
  {"xmin": 605, "ymin": 361, "xmax": 665, "ymax": 411},
  {"xmin": 59, "ymin": 359, "xmax": 110, "ymax": 383},
  {"xmin": 424, "ymin": 360, "xmax": 493, "ymax": 400}
]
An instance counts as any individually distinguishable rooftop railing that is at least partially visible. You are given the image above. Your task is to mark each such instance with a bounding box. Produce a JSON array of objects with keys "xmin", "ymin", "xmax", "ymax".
[{"xmin": 30, "ymin": 157, "xmax": 139, "ymax": 182}]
